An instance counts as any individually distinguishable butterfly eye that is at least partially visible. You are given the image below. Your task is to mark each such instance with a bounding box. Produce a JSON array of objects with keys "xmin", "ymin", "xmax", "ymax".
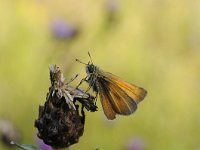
[{"xmin": 87, "ymin": 65, "xmax": 95, "ymax": 73}]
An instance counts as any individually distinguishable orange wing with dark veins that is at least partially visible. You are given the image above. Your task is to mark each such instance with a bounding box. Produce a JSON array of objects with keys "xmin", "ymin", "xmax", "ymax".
[
  {"xmin": 98, "ymin": 82, "xmax": 116, "ymax": 120},
  {"xmin": 97, "ymin": 76, "xmax": 138, "ymax": 120},
  {"xmin": 102, "ymin": 72, "xmax": 147, "ymax": 104}
]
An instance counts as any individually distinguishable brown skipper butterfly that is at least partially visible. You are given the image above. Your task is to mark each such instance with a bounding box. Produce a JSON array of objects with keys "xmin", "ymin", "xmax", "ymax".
[{"xmin": 76, "ymin": 52, "xmax": 147, "ymax": 120}]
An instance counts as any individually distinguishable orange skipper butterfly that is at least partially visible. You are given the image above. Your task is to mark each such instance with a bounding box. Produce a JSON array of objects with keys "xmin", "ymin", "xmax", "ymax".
[{"xmin": 76, "ymin": 52, "xmax": 147, "ymax": 120}]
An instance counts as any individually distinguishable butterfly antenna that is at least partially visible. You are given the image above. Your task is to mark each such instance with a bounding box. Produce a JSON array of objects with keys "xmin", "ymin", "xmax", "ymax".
[
  {"xmin": 75, "ymin": 59, "xmax": 87, "ymax": 65},
  {"xmin": 88, "ymin": 52, "xmax": 93, "ymax": 64}
]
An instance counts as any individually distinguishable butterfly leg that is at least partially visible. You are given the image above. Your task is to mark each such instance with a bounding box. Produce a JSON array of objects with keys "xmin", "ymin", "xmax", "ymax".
[
  {"xmin": 85, "ymin": 85, "xmax": 92, "ymax": 93},
  {"xmin": 94, "ymin": 92, "xmax": 98, "ymax": 105},
  {"xmin": 66, "ymin": 74, "xmax": 79, "ymax": 85},
  {"xmin": 81, "ymin": 104, "xmax": 85, "ymax": 124},
  {"xmin": 76, "ymin": 77, "xmax": 87, "ymax": 89},
  {"xmin": 84, "ymin": 76, "xmax": 97, "ymax": 93}
]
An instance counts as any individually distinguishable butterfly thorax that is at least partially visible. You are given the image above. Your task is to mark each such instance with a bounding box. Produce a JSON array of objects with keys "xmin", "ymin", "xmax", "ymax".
[{"xmin": 86, "ymin": 64, "xmax": 101, "ymax": 93}]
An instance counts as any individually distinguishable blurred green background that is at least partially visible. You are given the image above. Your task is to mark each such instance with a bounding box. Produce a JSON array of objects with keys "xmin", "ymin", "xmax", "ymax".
[{"xmin": 0, "ymin": 0, "xmax": 200, "ymax": 150}]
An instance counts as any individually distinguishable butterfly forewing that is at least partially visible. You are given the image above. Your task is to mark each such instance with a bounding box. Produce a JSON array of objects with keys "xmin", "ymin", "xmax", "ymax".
[{"xmin": 102, "ymin": 72, "xmax": 147, "ymax": 104}]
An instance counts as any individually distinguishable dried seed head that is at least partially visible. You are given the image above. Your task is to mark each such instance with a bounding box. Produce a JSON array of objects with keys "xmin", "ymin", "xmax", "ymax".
[
  {"xmin": 35, "ymin": 65, "xmax": 97, "ymax": 148},
  {"xmin": 35, "ymin": 94, "xmax": 85, "ymax": 148}
]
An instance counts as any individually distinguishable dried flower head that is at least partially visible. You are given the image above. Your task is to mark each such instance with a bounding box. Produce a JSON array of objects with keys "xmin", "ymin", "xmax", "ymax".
[{"xmin": 35, "ymin": 65, "xmax": 97, "ymax": 148}]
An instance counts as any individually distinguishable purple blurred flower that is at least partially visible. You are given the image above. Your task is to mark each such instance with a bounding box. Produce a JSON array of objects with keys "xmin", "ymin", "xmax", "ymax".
[
  {"xmin": 51, "ymin": 19, "xmax": 78, "ymax": 39},
  {"xmin": 126, "ymin": 137, "xmax": 145, "ymax": 150},
  {"xmin": 36, "ymin": 138, "xmax": 53, "ymax": 150}
]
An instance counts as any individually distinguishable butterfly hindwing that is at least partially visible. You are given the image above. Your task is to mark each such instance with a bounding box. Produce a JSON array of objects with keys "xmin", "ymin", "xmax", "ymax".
[
  {"xmin": 98, "ymin": 77, "xmax": 137, "ymax": 119},
  {"xmin": 107, "ymin": 82, "xmax": 137, "ymax": 115}
]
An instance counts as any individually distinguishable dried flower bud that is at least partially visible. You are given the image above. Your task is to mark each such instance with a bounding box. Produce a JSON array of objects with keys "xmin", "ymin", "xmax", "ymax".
[{"xmin": 35, "ymin": 65, "xmax": 97, "ymax": 148}]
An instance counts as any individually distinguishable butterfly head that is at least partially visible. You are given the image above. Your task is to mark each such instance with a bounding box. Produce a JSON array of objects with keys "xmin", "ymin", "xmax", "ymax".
[
  {"xmin": 86, "ymin": 63, "xmax": 96, "ymax": 74},
  {"xmin": 76, "ymin": 52, "xmax": 97, "ymax": 75}
]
